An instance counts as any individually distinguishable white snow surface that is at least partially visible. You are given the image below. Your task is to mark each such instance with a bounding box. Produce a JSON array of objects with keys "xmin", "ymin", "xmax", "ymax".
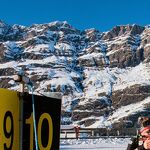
[
  {"xmin": 55, "ymin": 43, "xmax": 75, "ymax": 52},
  {"xmin": 82, "ymin": 67, "xmax": 115, "ymax": 100},
  {"xmin": 113, "ymin": 63, "xmax": 150, "ymax": 91},
  {"xmin": 24, "ymin": 43, "xmax": 55, "ymax": 54},
  {"xmin": 60, "ymin": 138, "xmax": 130, "ymax": 150}
]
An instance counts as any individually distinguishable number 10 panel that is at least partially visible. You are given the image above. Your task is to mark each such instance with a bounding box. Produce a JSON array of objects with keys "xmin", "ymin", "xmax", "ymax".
[{"xmin": 22, "ymin": 93, "xmax": 61, "ymax": 150}]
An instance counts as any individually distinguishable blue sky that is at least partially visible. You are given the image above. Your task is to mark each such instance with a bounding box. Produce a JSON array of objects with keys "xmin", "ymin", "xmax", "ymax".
[{"xmin": 0, "ymin": 0, "xmax": 150, "ymax": 31}]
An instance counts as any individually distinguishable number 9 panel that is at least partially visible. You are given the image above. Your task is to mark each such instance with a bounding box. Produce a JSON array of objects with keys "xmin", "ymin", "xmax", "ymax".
[{"xmin": 0, "ymin": 88, "xmax": 20, "ymax": 150}]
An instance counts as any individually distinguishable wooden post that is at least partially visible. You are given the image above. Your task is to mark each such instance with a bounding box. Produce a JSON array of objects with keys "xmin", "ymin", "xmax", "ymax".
[
  {"xmin": 117, "ymin": 130, "xmax": 120, "ymax": 136},
  {"xmin": 65, "ymin": 131, "xmax": 67, "ymax": 138},
  {"xmin": 19, "ymin": 82, "xmax": 24, "ymax": 150},
  {"xmin": 92, "ymin": 130, "xmax": 94, "ymax": 137},
  {"xmin": 14, "ymin": 75, "xmax": 26, "ymax": 150}
]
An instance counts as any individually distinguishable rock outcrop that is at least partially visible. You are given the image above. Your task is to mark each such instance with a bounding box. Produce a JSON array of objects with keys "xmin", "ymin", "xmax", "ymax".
[{"xmin": 0, "ymin": 20, "xmax": 150, "ymax": 131}]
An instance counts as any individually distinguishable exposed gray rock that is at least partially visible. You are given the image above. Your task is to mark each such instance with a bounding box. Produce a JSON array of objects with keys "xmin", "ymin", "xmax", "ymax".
[
  {"xmin": 112, "ymin": 85, "xmax": 150, "ymax": 109},
  {"xmin": 0, "ymin": 21, "xmax": 150, "ymax": 130}
]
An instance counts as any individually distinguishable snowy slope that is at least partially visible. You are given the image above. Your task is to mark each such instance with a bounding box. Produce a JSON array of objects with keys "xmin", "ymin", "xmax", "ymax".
[{"xmin": 0, "ymin": 20, "xmax": 150, "ymax": 132}]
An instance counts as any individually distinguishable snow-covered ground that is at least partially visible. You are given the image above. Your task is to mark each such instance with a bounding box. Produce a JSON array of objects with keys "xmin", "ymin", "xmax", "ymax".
[{"xmin": 60, "ymin": 138, "xmax": 130, "ymax": 150}]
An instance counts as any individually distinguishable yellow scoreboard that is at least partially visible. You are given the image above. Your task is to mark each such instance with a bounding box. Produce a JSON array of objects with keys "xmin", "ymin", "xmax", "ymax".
[
  {"xmin": 0, "ymin": 88, "xmax": 61, "ymax": 150},
  {"xmin": 0, "ymin": 88, "xmax": 19, "ymax": 150},
  {"xmin": 22, "ymin": 93, "xmax": 61, "ymax": 150}
]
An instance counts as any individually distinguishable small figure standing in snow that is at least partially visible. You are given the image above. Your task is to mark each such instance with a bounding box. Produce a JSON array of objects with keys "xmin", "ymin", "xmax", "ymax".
[{"xmin": 74, "ymin": 125, "xmax": 80, "ymax": 139}]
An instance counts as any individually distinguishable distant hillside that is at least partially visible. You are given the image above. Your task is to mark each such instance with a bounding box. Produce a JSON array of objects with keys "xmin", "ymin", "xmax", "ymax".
[{"xmin": 0, "ymin": 20, "xmax": 150, "ymax": 131}]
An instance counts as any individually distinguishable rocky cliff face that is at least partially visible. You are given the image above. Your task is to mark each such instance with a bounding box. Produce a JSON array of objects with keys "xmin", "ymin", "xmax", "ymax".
[{"xmin": 0, "ymin": 20, "xmax": 150, "ymax": 131}]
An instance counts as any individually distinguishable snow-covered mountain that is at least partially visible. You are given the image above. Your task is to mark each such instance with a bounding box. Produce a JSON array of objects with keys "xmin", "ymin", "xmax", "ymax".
[{"xmin": 0, "ymin": 20, "xmax": 150, "ymax": 132}]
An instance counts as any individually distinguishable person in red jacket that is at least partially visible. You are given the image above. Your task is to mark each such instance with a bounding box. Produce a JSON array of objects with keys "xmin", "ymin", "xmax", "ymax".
[
  {"xmin": 74, "ymin": 125, "xmax": 80, "ymax": 139},
  {"xmin": 127, "ymin": 117, "xmax": 150, "ymax": 150}
]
